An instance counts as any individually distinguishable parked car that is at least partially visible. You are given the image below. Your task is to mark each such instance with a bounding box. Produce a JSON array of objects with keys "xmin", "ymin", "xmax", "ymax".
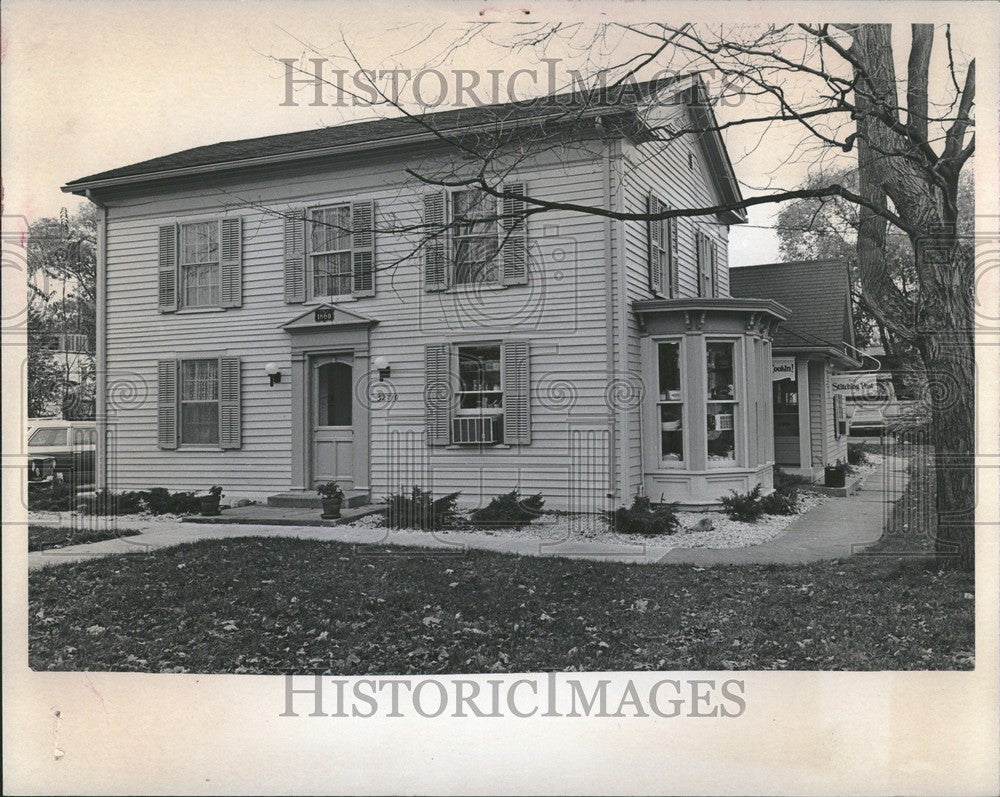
[{"xmin": 26, "ymin": 419, "xmax": 97, "ymax": 484}]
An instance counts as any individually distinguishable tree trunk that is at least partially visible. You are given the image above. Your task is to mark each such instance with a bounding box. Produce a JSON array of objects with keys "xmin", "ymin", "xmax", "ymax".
[{"xmin": 919, "ymin": 243, "xmax": 976, "ymax": 571}]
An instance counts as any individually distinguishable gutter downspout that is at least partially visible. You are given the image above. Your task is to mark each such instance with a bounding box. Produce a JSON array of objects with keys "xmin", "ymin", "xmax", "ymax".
[
  {"xmin": 85, "ymin": 190, "xmax": 107, "ymax": 493},
  {"xmin": 603, "ymin": 142, "xmax": 617, "ymax": 504},
  {"xmin": 614, "ymin": 140, "xmax": 631, "ymax": 502}
]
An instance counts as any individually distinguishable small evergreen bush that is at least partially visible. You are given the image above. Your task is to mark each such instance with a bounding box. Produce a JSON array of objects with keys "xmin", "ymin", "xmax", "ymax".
[
  {"xmin": 773, "ymin": 466, "xmax": 812, "ymax": 493},
  {"xmin": 470, "ymin": 490, "xmax": 545, "ymax": 528},
  {"xmin": 384, "ymin": 486, "xmax": 460, "ymax": 531},
  {"xmin": 759, "ymin": 488, "xmax": 799, "ymax": 516},
  {"xmin": 847, "ymin": 443, "xmax": 870, "ymax": 467},
  {"xmin": 144, "ymin": 487, "xmax": 200, "ymax": 515},
  {"xmin": 610, "ymin": 496, "xmax": 680, "ymax": 537},
  {"xmin": 720, "ymin": 485, "xmax": 766, "ymax": 523}
]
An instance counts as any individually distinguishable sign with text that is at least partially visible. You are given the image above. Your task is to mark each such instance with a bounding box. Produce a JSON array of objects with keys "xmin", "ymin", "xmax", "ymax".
[
  {"xmin": 771, "ymin": 357, "xmax": 795, "ymax": 381},
  {"xmin": 314, "ymin": 307, "xmax": 336, "ymax": 323}
]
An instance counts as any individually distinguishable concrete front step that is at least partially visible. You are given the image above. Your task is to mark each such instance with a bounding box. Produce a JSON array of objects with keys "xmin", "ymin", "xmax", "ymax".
[{"xmin": 266, "ymin": 490, "xmax": 370, "ymax": 509}]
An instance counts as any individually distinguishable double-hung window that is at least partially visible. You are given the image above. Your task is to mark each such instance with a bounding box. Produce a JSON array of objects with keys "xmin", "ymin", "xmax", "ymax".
[
  {"xmin": 309, "ymin": 204, "xmax": 353, "ymax": 298},
  {"xmin": 451, "ymin": 189, "xmax": 500, "ymax": 285},
  {"xmin": 657, "ymin": 341, "xmax": 684, "ymax": 466},
  {"xmin": 706, "ymin": 340, "xmax": 738, "ymax": 465},
  {"xmin": 180, "ymin": 222, "xmax": 220, "ymax": 308},
  {"xmin": 456, "ymin": 344, "xmax": 503, "ymax": 413},
  {"xmin": 180, "ymin": 358, "xmax": 220, "ymax": 445}
]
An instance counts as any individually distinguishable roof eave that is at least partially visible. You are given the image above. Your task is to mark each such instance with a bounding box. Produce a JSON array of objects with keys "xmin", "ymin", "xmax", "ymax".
[{"xmin": 63, "ymin": 105, "xmax": 633, "ymax": 195}]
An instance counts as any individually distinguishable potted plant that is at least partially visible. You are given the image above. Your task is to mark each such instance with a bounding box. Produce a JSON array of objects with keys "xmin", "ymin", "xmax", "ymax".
[
  {"xmin": 824, "ymin": 461, "xmax": 848, "ymax": 488},
  {"xmin": 317, "ymin": 482, "xmax": 344, "ymax": 519},
  {"xmin": 200, "ymin": 485, "xmax": 223, "ymax": 516}
]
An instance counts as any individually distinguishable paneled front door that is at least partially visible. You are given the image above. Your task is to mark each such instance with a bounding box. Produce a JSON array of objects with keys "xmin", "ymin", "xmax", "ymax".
[{"xmin": 311, "ymin": 354, "xmax": 355, "ymax": 490}]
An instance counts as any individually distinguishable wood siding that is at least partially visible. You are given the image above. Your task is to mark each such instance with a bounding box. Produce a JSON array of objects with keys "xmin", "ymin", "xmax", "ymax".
[
  {"xmin": 101, "ymin": 142, "xmax": 614, "ymax": 509},
  {"xmin": 615, "ymin": 103, "xmax": 733, "ymax": 502}
]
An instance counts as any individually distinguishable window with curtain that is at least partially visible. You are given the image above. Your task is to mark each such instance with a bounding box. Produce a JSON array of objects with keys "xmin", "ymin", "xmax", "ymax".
[{"xmin": 180, "ymin": 358, "xmax": 219, "ymax": 444}]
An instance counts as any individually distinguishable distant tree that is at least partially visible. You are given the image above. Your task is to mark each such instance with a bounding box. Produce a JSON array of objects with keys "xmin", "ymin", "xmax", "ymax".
[{"xmin": 27, "ymin": 206, "xmax": 97, "ymax": 418}]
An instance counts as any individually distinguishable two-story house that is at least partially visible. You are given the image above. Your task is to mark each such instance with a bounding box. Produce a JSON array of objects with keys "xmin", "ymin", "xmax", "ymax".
[{"xmin": 63, "ymin": 76, "xmax": 789, "ymax": 511}]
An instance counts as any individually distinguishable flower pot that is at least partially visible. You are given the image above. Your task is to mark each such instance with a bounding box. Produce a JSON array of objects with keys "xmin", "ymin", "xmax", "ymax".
[
  {"xmin": 824, "ymin": 466, "xmax": 846, "ymax": 488},
  {"xmin": 200, "ymin": 495, "xmax": 221, "ymax": 516},
  {"xmin": 321, "ymin": 496, "xmax": 343, "ymax": 519}
]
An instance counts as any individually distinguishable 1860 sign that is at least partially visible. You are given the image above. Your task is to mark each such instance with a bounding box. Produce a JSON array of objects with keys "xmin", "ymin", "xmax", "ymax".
[{"xmin": 314, "ymin": 307, "xmax": 336, "ymax": 323}]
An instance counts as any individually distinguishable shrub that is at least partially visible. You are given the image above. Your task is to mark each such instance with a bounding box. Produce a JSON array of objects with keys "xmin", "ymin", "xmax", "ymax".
[
  {"xmin": 27, "ymin": 480, "xmax": 75, "ymax": 512},
  {"xmin": 760, "ymin": 488, "xmax": 799, "ymax": 516},
  {"xmin": 384, "ymin": 486, "xmax": 460, "ymax": 531},
  {"xmin": 610, "ymin": 496, "xmax": 679, "ymax": 537},
  {"xmin": 848, "ymin": 442, "xmax": 870, "ymax": 467},
  {"xmin": 773, "ymin": 466, "xmax": 812, "ymax": 494},
  {"xmin": 720, "ymin": 485, "xmax": 765, "ymax": 523},
  {"xmin": 470, "ymin": 490, "xmax": 545, "ymax": 528},
  {"xmin": 144, "ymin": 487, "xmax": 200, "ymax": 515}
]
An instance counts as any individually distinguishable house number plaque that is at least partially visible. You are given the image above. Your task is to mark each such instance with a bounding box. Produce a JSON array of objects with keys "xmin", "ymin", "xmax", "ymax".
[{"xmin": 314, "ymin": 307, "xmax": 335, "ymax": 322}]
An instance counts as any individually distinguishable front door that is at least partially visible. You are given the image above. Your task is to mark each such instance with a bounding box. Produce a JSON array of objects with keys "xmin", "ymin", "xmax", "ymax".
[
  {"xmin": 772, "ymin": 378, "xmax": 800, "ymax": 466},
  {"xmin": 311, "ymin": 354, "xmax": 355, "ymax": 490}
]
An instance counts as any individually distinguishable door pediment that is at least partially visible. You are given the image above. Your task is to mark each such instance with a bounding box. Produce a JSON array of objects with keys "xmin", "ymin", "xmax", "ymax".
[{"xmin": 281, "ymin": 303, "xmax": 379, "ymax": 333}]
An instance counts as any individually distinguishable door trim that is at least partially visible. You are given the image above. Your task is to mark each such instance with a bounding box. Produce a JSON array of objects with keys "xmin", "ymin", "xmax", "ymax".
[{"xmin": 286, "ymin": 321, "xmax": 372, "ymax": 493}]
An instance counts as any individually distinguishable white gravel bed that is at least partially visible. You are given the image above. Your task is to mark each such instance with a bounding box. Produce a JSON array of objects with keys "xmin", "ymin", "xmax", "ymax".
[
  {"xmin": 342, "ymin": 492, "xmax": 827, "ymax": 551},
  {"xmin": 27, "ymin": 512, "xmax": 187, "ymax": 528}
]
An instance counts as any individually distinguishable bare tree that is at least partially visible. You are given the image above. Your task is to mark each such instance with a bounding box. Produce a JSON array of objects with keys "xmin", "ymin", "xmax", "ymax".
[{"xmin": 277, "ymin": 22, "xmax": 976, "ymax": 568}]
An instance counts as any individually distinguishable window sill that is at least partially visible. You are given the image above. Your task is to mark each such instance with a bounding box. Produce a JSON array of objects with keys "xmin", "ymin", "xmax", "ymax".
[
  {"xmin": 446, "ymin": 283, "xmax": 507, "ymax": 294},
  {"xmin": 175, "ymin": 307, "xmax": 225, "ymax": 315},
  {"xmin": 446, "ymin": 444, "xmax": 511, "ymax": 450},
  {"xmin": 305, "ymin": 296, "xmax": 357, "ymax": 305},
  {"xmin": 177, "ymin": 445, "xmax": 224, "ymax": 452}
]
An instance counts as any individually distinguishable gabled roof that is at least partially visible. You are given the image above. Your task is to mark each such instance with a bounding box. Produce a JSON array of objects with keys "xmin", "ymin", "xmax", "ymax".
[
  {"xmin": 62, "ymin": 75, "xmax": 745, "ymax": 222},
  {"xmin": 729, "ymin": 260, "xmax": 858, "ymax": 364}
]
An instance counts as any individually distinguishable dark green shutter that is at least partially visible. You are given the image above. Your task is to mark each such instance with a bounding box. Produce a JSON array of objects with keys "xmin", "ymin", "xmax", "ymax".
[
  {"xmin": 220, "ymin": 217, "xmax": 242, "ymax": 308},
  {"xmin": 501, "ymin": 183, "xmax": 528, "ymax": 286},
  {"xmin": 157, "ymin": 359, "xmax": 178, "ymax": 449},
  {"xmin": 284, "ymin": 208, "xmax": 306, "ymax": 303},
  {"xmin": 219, "ymin": 356, "xmax": 241, "ymax": 449},
  {"xmin": 503, "ymin": 340, "xmax": 531, "ymax": 445},
  {"xmin": 158, "ymin": 224, "xmax": 178, "ymax": 312},
  {"xmin": 351, "ymin": 200, "xmax": 375, "ymax": 297},
  {"xmin": 423, "ymin": 192, "xmax": 448, "ymax": 291},
  {"xmin": 647, "ymin": 195, "xmax": 663, "ymax": 295},
  {"xmin": 425, "ymin": 343, "xmax": 451, "ymax": 445}
]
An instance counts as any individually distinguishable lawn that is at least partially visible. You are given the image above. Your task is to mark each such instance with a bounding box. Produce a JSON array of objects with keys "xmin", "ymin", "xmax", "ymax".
[
  {"xmin": 28, "ymin": 447, "xmax": 974, "ymax": 673},
  {"xmin": 28, "ymin": 524, "xmax": 143, "ymax": 553}
]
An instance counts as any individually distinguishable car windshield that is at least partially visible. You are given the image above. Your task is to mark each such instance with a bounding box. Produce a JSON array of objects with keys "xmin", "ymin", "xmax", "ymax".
[{"xmin": 29, "ymin": 428, "xmax": 68, "ymax": 446}]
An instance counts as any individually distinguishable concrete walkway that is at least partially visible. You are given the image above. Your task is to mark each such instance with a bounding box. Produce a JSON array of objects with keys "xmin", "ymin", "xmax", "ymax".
[{"xmin": 28, "ymin": 457, "xmax": 908, "ymax": 570}]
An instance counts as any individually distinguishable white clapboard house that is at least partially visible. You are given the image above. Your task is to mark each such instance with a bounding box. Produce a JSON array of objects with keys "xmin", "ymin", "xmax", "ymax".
[{"xmin": 63, "ymin": 76, "xmax": 795, "ymax": 511}]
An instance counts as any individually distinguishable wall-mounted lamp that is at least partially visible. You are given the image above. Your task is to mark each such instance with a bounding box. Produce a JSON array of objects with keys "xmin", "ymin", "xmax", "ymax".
[
  {"xmin": 265, "ymin": 362, "xmax": 282, "ymax": 387},
  {"xmin": 373, "ymin": 356, "xmax": 391, "ymax": 382}
]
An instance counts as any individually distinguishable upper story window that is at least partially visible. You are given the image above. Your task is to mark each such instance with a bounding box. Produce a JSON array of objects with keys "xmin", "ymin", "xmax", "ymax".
[
  {"xmin": 180, "ymin": 222, "xmax": 220, "ymax": 308},
  {"xmin": 309, "ymin": 205, "xmax": 353, "ymax": 298},
  {"xmin": 451, "ymin": 189, "xmax": 500, "ymax": 285}
]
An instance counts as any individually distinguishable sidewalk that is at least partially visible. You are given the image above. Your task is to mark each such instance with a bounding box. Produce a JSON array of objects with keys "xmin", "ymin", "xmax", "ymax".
[{"xmin": 28, "ymin": 457, "xmax": 907, "ymax": 570}]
